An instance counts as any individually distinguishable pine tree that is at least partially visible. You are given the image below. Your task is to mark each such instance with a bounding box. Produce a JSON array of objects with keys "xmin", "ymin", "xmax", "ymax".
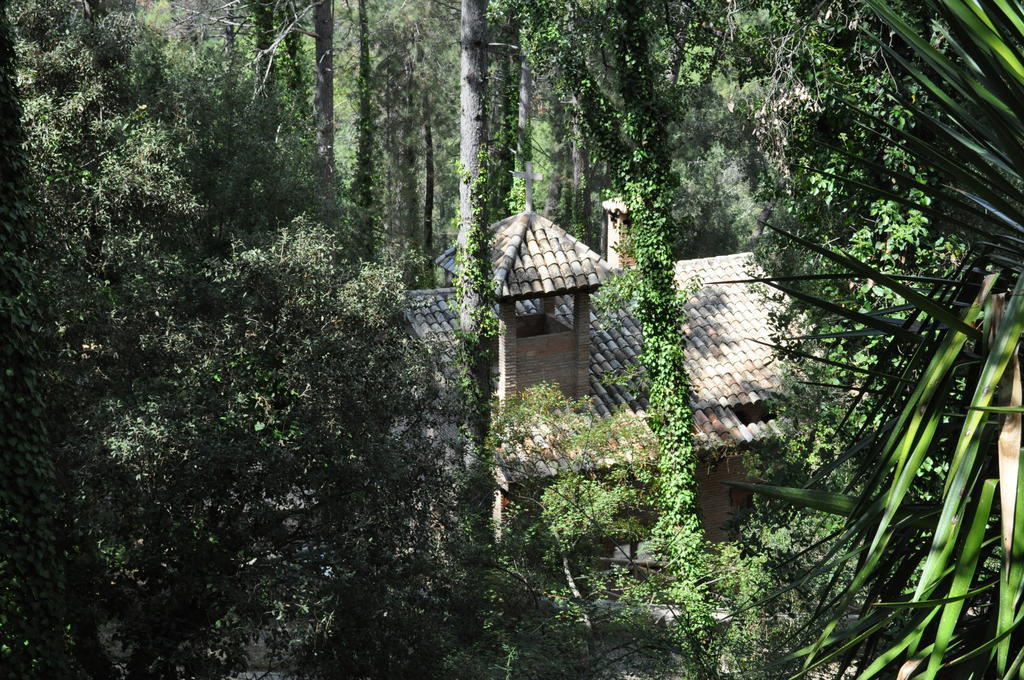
[{"xmin": 455, "ymin": 0, "xmax": 492, "ymax": 452}]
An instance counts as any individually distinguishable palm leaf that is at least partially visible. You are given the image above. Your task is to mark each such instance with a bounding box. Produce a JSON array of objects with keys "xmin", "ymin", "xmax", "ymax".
[{"xmin": 753, "ymin": 0, "xmax": 1024, "ymax": 675}]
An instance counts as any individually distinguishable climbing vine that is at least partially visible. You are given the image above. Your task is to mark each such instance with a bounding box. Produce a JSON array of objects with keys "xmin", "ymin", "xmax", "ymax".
[
  {"xmin": 608, "ymin": 1, "xmax": 713, "ymax": 652},
  {"xmin": 0, "ymin": 10, "xmax": 73, "ymax": 676},
  {"xmin": 454, "ymin": 151, "xmax": 498, "ymax": 449},
  {"xmin": 514, "ymin": 0, "xmax": 732, "ymax": 655},
  {"xmin": 351, "ymin": 0, "xmax": 380, "ymax": 258},
  {"xmin": 489, "ymin": 45, "xmax": 520, "ymax": 222}
]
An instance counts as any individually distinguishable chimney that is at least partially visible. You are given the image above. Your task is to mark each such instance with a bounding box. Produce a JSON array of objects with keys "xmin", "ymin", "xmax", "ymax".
[
  {"xmin": 488, "ymin": 213, "xmax": 610, "ymax": 401},
  {"xmin": 601, "ymin": 198, "xmax": 633, "ymax": 269}
]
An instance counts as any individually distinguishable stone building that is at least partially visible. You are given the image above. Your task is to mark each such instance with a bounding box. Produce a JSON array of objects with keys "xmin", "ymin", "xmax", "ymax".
[{"xmin": 406, "ymin": 204, "xmax": 779, "ymax": 542}]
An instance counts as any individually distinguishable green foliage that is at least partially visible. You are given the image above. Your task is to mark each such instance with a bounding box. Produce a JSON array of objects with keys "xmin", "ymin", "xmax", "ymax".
[
  {"xmin": 11, "ymin": 2, "xmax": 473, "ymax": 677},
  {"xmin": 749, "ymin": 0, "xmax": 966, "ymax": 342},
  {"xmin": 738, "ymin": 8, "xmax": 970, "ymax": 617},
  {"xmin": 0, "ymin": 4, "xmax": 74, "ymax": 676},
  {"xmin": 51, "ymin": 222, "xmax": 466, "ymax": 678},
  {"xmin": 672, "ymin": 78, "xmax": 763, "ymax": 257},
  {"xmin": 484, "ymin": 386, "xmax": 830, "ymax": 677},
  {"xmin": 513, "ymin": 0, "xmax": 763, "ymax": 662},
  {"xmin": 337, "ymin": 0, "xmax": 462, "ymax": 284},
  {"xmin": 15, "ymin": 1, "xmax": 323, "ymax": 260},
  {"xmin": 483, "ymin": 386, "xmax": 688, "ymax": 678},
  {"xmin": 744, "ymin": 1, "xmax": 1024, "ymax": 674}
]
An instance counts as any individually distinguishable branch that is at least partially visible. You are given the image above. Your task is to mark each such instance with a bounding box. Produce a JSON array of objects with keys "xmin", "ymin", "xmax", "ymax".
[{"xmin": 254, "ymin": 1, "xmax": 318, "ymax": 95}]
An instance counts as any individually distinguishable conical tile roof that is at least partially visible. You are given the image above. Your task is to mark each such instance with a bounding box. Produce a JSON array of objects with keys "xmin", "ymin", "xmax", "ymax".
[{"xmin": 436, "ymin": 212, "xmax": 612, "ymax": 301}]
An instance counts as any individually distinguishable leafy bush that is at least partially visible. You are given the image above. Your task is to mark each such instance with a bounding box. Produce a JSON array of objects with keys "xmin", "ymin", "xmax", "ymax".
[
  {"xmin": 13, "ymin": 2, "xmax": 470, "ymax": 676},
  {"xmin": 45, "ymin": 220, "xmax": 468, "ymax": 678}
]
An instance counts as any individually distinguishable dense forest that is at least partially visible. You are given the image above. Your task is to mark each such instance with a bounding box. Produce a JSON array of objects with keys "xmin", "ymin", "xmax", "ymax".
[{"xmin": 5, "ymin": 0, "xmax": 1024, "ymax": 678}]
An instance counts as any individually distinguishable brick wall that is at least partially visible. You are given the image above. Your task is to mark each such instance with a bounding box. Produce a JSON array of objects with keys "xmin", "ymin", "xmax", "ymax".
[
  {"xmin": 573, "ymin": 293, "xmax": 590, "ymax": 398},
  {"xmin": 696, "ymin": 454, "xmax": 754, "ymax": 542},
  {"xmin": 498, "ymin": 302, "xmax": 517, "ymax": 399},
  {"xmin": 515, "ymin": 313, "xmax": 547, "ymax": 337},
  {"xmin": 500, "ymin": 300, "xmax": 590, "ymax": 400},
  {"xmin": 516, "ymin": 330, "xmax": 577, "ymax": 396}
]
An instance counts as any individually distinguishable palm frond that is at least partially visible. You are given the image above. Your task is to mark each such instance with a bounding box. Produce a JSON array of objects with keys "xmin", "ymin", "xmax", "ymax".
[{"xmin": 753, "ymin": 3, "xmax": 1024, "ymax": 670}]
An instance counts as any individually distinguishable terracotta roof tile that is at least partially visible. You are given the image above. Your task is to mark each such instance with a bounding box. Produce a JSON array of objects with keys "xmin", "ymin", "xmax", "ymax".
[
  {"xmin": 408, "ymin": 251, "xmax": 779, "ymax": 449},
  {"xmin": 436, "ymin": 212, "xmax": 613, "ymax": 301}
]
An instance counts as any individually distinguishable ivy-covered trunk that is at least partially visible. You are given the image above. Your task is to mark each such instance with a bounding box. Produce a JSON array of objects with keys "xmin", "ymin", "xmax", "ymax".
[
  {"xmin": 0, "ymin": 10, "xmax": 73, "ymax": 676},
  {"xmin": 515, "ymin": 1, "xmax": 714, "ymax": 652},
  {"xmin": 609, "ymin": 0, "xmax": 713, "ymax": 656},
  {"xmin": 456, "ymin": 0, "xmax": 492, "ymax": 452},
  {"xmin": 350, "ymin": 0, "xmax": 378, "ymax": 257}
]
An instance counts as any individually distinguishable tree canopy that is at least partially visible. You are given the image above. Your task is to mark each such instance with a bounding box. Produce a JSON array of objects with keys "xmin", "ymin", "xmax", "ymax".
[{"xmin": 7, "ymin": 0, "xmax": 1024, "ymax": 678}]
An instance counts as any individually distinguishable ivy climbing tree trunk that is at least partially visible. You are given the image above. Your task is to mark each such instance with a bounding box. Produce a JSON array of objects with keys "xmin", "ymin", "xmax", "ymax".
[
  {"xmin": 524, "ymin": 0, "xmax": 716, "ymax": 659},
  {"xmin": 456, "ymin": 0, "xmax": 492, "ymax": 454},
  {"xmin": 517, "ymin": 15, "xmax": 723, "ymax": 651},
  {"xmin": 313, "ymin": 0, "xmax": 337, "ymax": 219},
  {"xmin": 0, "ymin": 11, "xmax": 73, "ymax": 677},
  {"xmin": 610, "ymin": 0, "xmax": 713, "ymax": 656}
]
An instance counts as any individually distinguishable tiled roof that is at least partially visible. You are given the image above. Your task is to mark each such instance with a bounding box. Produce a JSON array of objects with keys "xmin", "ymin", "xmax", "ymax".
[
  {"xmin": 676, "ymin": 253, "xmax": 780, "ymax": 420},
  {"xmin": 434, "ymin": 212, "xmax": 612, "ymax": 300},
  {"xmin": 434, "ymin": 248, "xmax": 455, "ymax": 276},
  {"xmin": 406, "ymin": 251, "xmax": 779, "ymax": 449}
]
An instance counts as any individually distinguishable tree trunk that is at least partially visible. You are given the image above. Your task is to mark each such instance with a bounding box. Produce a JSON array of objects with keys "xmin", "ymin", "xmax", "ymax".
[
  {"xmin": 544, "ymin": 98, "xmax": 565, "ymax": 218},
  {"xmin": 517, "ymin": 52, "xmax": 532, "ymax": 163},
  {"xmin": 611, "ymin": 0, "xmax": 712, "ymax": 651},
  {"xmin": 570, "ymin": 98, "xmax": 591, "ymax": 242},
  {"xmin": 400, "ymin": 58, "xmax": 418, "ymax": 257},
  {"xmin": 350, "ymin": 0, "xmax": 378, "ymax": 257},
  {"xmin": 456, "ymin": 0, "xmax": 490, "ymax": 451},
  {"xmin": 488, "ymin": 46, "xmax": 516, "ymax": 223},
  {"xmin": 459, "ymin": 0, "xmax": 487, "ymax": 230},
  {"xmin": 224, "ymin": 22, "xmax": 235, "ymax": 54},
  {"xmin": 284, "ymin": 27, "xmax": 303, "ymax": 92},
  {"xmin": 424, "ymin": 113, "xmax": 434, "ymax": 254},
  {"xmin": 313, "ymin": 0, "xmax": 336, "ymax": 218},
  {"xmin": 250, "ymin": 0, "xmax": 275, "ymax": 88}
]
